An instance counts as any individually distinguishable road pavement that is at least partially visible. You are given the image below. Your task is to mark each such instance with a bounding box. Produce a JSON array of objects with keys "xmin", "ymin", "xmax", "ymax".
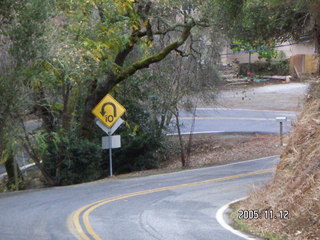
[
  {"xmin": 171, "ymin": 108, "xmax": 297, "ymax": 135},
  {"xmin": 0, "ymin": 156, "xmax": 278, "ymax": 240}
]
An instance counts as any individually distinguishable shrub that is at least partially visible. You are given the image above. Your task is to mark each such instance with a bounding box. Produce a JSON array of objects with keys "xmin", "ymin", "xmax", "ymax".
[
  {"xmin": 110, "ymin": 95, "xmax": 165, "ymax": 174},
  {"xmin": 57, "ymin": 138, "xmax": 106, "ymax": 185},
  {"xmin": 36, "ymin": 131, "xmax": 105, "ymax": 185},
  {"xmin": 239, "ymin": 60, "xmax": 289, "ymax": 75},
  {"xmin": 112, "ymin": 131, "xmax": 161, "ymax": 174}
]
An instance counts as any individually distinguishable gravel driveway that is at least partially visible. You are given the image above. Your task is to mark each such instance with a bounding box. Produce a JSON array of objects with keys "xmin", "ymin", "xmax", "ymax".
[{"xmin": 200, "ymin": 82, "xmax": 309, "ymax": 111}]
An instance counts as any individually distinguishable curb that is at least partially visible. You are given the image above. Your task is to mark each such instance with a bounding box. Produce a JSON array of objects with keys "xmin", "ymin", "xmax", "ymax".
[{"xmin": 216, "ymin": 198, "xmax": 260, "ymax": 240}]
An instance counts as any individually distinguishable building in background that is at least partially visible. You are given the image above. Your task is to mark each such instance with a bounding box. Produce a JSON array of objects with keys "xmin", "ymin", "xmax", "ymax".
[{"xmin": 220, "ymin": 39, "xmax": 319, "ymax": 77}]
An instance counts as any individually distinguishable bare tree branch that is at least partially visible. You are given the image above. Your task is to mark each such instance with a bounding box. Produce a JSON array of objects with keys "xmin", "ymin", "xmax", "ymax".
[{"xmin": 117, "ymin": 20, "xmax": 195, "ymax": 81}]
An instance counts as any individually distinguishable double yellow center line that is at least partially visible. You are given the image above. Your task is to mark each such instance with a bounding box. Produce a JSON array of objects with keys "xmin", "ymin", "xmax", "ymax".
[{"xmin": 67, "ymin": 168, "xmax": 274, "ymax": 240}]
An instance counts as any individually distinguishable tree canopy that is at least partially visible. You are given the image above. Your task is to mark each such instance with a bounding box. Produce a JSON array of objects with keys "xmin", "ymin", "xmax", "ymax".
[
  {"xmin": 211, "ymin": 0, "xmax": 320, "ymax": 52},
  {"xmin": 1, "ymin": 0, "xmax": 219, "ymax": 186}
]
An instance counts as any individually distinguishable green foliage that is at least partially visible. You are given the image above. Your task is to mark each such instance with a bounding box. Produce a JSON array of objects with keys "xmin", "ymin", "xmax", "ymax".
[
  {"xmin": 0, "ymin": 73, "xmax": 26, "ymax": 186},
  {"xmin": 232, "ymin": 40, "xmax": 279, "ymax": 62},
  {"xmin": 212, "ymin": 0, "xmax": 311, "ymax": 47},
  {"xmin": 272, "ymin": 59, "xmax": 290, "ymax": 74},
  {"xmin": 1, "ymin": 0, "xmax": 220, "ymax": 185},
  {"xmin": 109, "ymin": 50, "xmax": 219, "ymax": 171},
  {"xmin": 8, "ymin": 0, "xmax": 51, "ymax": 66},
  {"xmin": 57, "ymin": 138, "xmax": 105, "ymax": 185},
  {"xmin": 239, "ymin": 60, "xmax": 289, "ymax": 75},
  {"xmin": 112, "ymin": 91, "xmax": 165, "ymax": 174},
  {"xmin": 63, "ymin": 0, "xmax": 141, "ymax": 68},
  {"xmin": 112, "ymin": 129, "xmax": 161, "ymax": 173},
  {"xmin": 257, "ymin": 48, "xmax": 278, "ymax": 62},
  {"xmin": 0, "ymin": 178, "xmax": 25, "ymax": 192},
  {"xmin": 34, "ymin": 130, "xmax": 105, "ymax": 185}
]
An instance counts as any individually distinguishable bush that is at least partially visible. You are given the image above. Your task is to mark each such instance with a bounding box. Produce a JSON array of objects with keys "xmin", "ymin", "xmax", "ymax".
[
  {"xmin": 239, "ymin": 60, "xmax": 289, "ymax": 75},
  {"xmin": 38, "ymin": 132, "xmax": 106, "ymax": 185},
  {"xmin": 110, "ymin": 94, "xmax": 165, "ymax": 174},
  {"xmin": 35, "ymin": 88, "xmax": 166, "ymax": 183},
  {"xmin": 112, "ymin": 131, "xmax": 161, "ymax": 174},
  {"xmin": 58, "ymin": 138, "xmax": 106, "ymax": 185}
]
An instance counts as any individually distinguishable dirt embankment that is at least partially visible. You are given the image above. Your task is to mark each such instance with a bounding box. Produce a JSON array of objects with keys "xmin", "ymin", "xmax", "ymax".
[
  {"xmin": 197, "ymin": 82, "xmax": 309, "ymax": 111},
  {"xmin": 164, "ymin": 134, "xmax": 281, "ymax": 169},
  {"xmin": 235, "ymin": 83, "xmax": 320, "ymax": 239}
]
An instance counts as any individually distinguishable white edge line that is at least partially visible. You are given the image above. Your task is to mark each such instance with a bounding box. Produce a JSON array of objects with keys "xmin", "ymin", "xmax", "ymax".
[
  {"xmin": 166, "ymin": 131, "xmax": 225, "ymax": 136},
  {"xmin": 134, "ymin": 156, "xmax": 279, "ymax": 180},
  {"xmin": 203, "ymin": 155, "xmax": 279, "ymax": 170},
  {"xmin": 216, "ymin": 197, "xmax": 259, "ymax": 240}
]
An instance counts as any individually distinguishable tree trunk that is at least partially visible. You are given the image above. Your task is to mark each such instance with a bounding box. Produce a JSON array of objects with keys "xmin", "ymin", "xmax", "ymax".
[
  {"xmin": 186, "ymin": 107, "xmax": 197, "ymax": 166},
  {"xmin": 79, "ymin": 21, "xmax": 196, "ymax": 139},
  {"xmin": 20, "ymin": 131, "xmax": 58, "ymax": 186},
  {"xmin": 310, "ymin": 2, "xmax": 320, "ymax": 74},
  {"xmin": 4, "ymin": 154, "xmax": 24, "ymax": 189},
  {"xmin": 313, "ymin": 13, "xmax": 320, "ymax": 54},
  {"xmin": 174, "ymin": 108, "xmax": 186, "ymax": 167},
  {"xmin": 80, "ymin": 74, "xmax": 118, "ymax": 139},
  {"xmin": 0, "ymin": 123, "xmax": 24, "ymax": 189},
  {"xmin": 35, "ymin": 87, "xmax": 55, "ymax": 132}
]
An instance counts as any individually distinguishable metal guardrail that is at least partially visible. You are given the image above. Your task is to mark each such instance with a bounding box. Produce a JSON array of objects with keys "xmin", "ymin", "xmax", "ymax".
[{"xmin": 0, "ymin": 163, "xmax": 36, "ymax": 180}]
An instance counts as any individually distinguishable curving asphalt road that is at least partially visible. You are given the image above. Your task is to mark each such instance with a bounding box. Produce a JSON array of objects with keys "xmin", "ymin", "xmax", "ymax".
[
  {"xmin": 0, "ymin": 156, "xmax": 278, "ymax": 240},
  {"xmin": 173, "ymin": 108, "xmax": 297, "ymax": 135},
  {"xmin": 0, "ymin": 83, "xmax": 306, "ymax": 239}
]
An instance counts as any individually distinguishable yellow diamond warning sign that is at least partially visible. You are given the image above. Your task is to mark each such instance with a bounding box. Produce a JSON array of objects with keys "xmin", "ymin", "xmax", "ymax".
[{"xmin": 92, "ymin": 94, "xmax": 126, "ymax": 128}]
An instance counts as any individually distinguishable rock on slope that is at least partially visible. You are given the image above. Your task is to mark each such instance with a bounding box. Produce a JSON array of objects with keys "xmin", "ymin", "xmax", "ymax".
[{"xmin": 236, "ymin": 83, "xmax": 320, "ymax": 240}]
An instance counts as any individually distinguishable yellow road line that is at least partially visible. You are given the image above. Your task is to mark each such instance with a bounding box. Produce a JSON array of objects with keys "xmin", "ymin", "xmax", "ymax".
[
  {"xmin": 178, "ymin": 117, "xmax": 277, "ymax": 121},
  {"xmin": 195, "ymin": 108, "xmax": 298, "ymax": 113},
  {"xmin": 67, "ymin": 168, "xmax": 274, "ymax": 240}
]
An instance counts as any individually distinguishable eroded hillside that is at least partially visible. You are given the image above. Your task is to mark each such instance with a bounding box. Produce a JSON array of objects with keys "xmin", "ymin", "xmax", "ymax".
[{"xmin": 235, "ymin": 83, "xmax": 320, "ymax": 240}]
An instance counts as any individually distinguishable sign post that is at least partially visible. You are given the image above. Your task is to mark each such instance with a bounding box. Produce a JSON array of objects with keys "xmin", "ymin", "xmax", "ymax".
[
  {"xmin": 92, "ymin": 94, "xmax": 126, "ymax": 177},
  {"xmin": 276, "ymin": 117, "xmax": 287, "ymax": 146},
  {"xmin": 108, "ymin": 128, "xmax": 113, "ymax": 177},
  {"xmin": 13, "ymin": 156, "xmax": 18, "ymax": 190}
]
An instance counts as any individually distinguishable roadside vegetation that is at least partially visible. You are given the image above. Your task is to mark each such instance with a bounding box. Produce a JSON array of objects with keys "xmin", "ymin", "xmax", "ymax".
[{"xmin": 0, "ymin": 0, "xmax": 222, "ymax": 189}]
